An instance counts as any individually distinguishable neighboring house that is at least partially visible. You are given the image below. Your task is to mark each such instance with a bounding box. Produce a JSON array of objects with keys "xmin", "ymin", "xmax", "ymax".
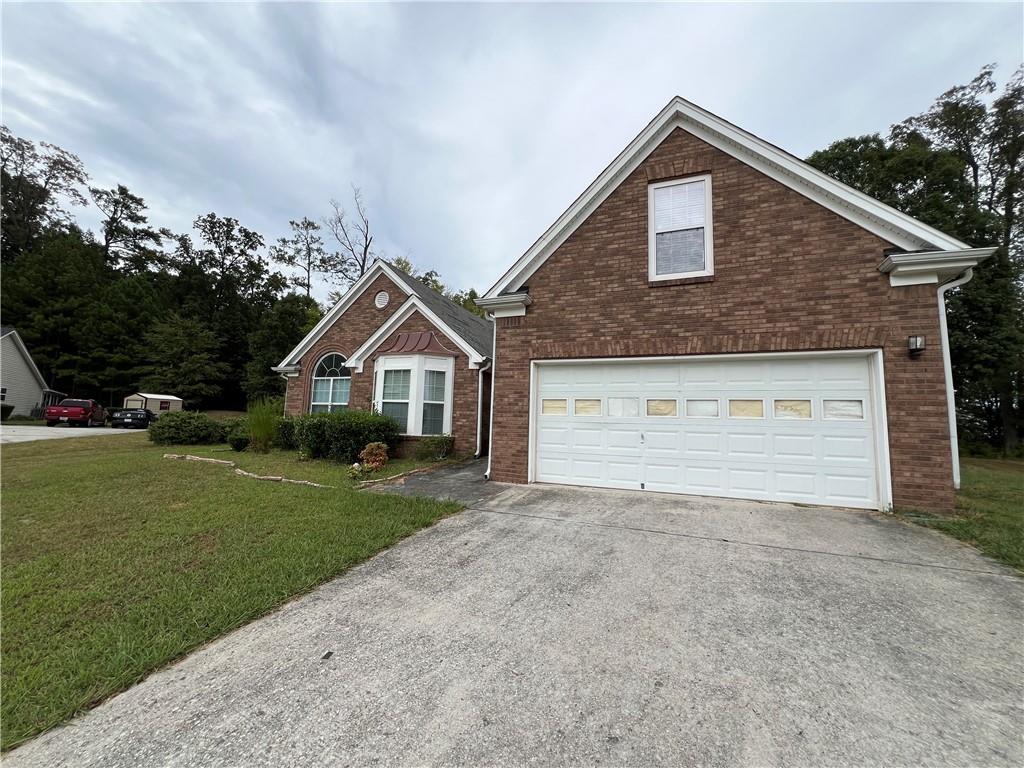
[
  {"xmin": 0, "ymin": 326, "xmax": 64, "ymax": 416},
  {"xmin": 275, "ymin": 261, "xmax": 493, "ymax": 456},
  {"xmin": 123, "ymin": 393, "xmax": 184, "ymax": 412},
  {"xmin": 476, "ymin": 97, "xmax": 993, "ymax": 514}
]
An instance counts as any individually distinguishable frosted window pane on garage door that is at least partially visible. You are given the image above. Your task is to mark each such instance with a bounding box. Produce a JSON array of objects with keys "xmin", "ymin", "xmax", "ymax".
[
  {"xmin": 823, "ymin": 399, "xmax": 864, "ymax": 420},
  {"xmin": 774, "ymin": 399, "xmax": 811, "ymax": 419},
  {"xmin": 685, "ymin": 399, "xmax": 719, "ymax": 418},
  {"xmin": 728, "ymin": 399, "xmax": 764, "ymax": 418},
  {"xmin": 655, "ymin": 229, "xmax": 705, "ymax": 275},
  {"xmin": 574, "ymin": 399, "xmax": 602, "ymax": 416},
  {"xmin": 541, "ymin": 399, "xmax": 567, "ymax": 415},
  {"xmin": 646, "ymin": 399, "xmax": 677, "ymax": 417},
  {"xmin": 607, "ymin": 397, "xmax": 639, "ymax": 417}
]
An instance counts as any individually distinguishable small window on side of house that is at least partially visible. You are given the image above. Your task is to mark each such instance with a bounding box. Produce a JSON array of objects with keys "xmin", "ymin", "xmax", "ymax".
[{"xmin": 649, "ymin": 175, "xmax": 714, "ymax": 281}]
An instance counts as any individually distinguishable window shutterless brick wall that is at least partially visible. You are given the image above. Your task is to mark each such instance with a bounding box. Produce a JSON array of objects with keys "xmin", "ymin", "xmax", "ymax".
[
  {"xmin": 489, "ymin": 126, "xmax": 955, "ymax": 513},
  {"xmin": 284, "ymin": 273, "xmax": 483, "ymax": 457}
]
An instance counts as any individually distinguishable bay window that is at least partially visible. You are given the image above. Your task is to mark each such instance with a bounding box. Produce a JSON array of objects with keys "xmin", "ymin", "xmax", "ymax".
[{"xmin": 374, "ymin": 355, "xmax": 454, "ymax": 436}]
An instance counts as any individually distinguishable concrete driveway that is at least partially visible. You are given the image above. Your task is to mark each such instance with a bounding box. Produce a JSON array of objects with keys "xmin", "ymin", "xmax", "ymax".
[
  {"xmin": 0, "ymin": 424, "xmax": 139, "ymax": 444},
  {"xmin": 6, "ymin": 475, "xmax": 1022, "ymax": 767}
]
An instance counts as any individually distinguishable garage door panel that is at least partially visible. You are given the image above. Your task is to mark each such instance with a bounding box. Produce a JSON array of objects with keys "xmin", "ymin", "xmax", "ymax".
[
  {"xmin": 822, "ymin": 435, "xmax": 871, "ymax": 462},
  {"xmin": 571, "ymin": 427, "xmax": 604, "ymax": 449},
  {"xmin": 774, "ymin": 434, "xmax": 817, "ymax": 460},
  {"xmin": 727, "ymin": 433, "xmax": 768, "ymax": 457},
  {"xmin": 534, "ymin": 355, "xmax": 880, "ymax": 509}
]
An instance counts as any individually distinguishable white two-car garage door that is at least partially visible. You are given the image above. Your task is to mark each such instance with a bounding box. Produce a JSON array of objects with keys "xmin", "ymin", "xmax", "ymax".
[{"xmin": 533, "ymin": 353, "xmax": 888, "ymax": 510}]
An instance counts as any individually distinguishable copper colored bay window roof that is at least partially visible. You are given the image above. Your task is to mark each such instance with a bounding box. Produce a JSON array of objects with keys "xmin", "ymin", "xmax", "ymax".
[{"xmin": 377, "ymin": 331, "xmax": 456, "ymax": 357}]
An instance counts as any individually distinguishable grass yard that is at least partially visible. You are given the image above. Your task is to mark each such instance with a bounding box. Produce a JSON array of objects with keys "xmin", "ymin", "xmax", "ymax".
[
  {"xmin": 0, "ymin": 434, "xmax": 459, "ymax": 749},
  {"xmin": 904, "ymin": 457, "xmax": 1024, "ymax": 571}
]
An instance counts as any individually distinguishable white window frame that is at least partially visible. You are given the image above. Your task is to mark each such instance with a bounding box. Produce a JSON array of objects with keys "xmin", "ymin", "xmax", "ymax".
[
  {"xmin": 373, "ymin": 354, "xmax": 454, "ymax": 436},
  {"xmin": 310, "ymin": 353, "xmax": 351, "ymax": 413},
  {"xmin": 648, "ymin": 174, "xmax": 714, "ymax": 281}
]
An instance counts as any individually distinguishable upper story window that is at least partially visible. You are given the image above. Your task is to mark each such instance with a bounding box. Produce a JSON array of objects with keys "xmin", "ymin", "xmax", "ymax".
[
  {"xmin": 648, "ymin": 175, "xmax": 714, "ymax": 281},
  {"xmin": 311, "ymin": 353, "xmax": 350, "ymax": 413}
]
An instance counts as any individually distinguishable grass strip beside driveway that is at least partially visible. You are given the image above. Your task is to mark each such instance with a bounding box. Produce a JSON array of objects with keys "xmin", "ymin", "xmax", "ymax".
[
  {"xmin": 0, "ymin": 434, "xmax": 459, "ymax": 749},
  {"xmin": 902, "ymin": 457, "xmax": 1023, "ymax": 571}
]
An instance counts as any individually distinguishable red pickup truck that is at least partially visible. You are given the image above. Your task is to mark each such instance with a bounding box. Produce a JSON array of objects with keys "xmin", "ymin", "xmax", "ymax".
[{"xmin": 44, "ymin": 399, "xmax": 107, "ymax": 427}]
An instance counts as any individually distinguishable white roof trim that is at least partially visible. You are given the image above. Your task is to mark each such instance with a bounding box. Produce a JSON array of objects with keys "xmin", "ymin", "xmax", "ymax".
[
  {"xmin": 346, "ymin": 297, "xmax": 486, "ymax": 373},
  {"xmin": 2, "ymin": 329, "xmax": 48, "ymax": 390},
  {"xmin": 878, "ymin": 247, "xmax": 995, "ymax": 287},
  {"xmin": 275, "ymin": 260, "xmax": 413, "ymax": 369},
  {"xmin": 131, "ymin": 393, "xmax": 183, "ymax": 401},
  {"xmin": 484, "ymin": 96, "xmax": 972, "ymax": 299}
]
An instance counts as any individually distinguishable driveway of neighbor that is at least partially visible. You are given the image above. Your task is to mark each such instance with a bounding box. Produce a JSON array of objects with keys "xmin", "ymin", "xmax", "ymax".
[
  {"xmin": 7, "ymin": 466, "xmax": 1022, "ymax": 767},
  {"xmin": 0, "ymin": 424, "xmax": 138, "ymax": 444}
]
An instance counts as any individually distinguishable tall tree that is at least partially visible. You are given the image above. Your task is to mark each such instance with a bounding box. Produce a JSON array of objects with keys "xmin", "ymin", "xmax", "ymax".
[
  {"xmin": 808, "ymin": 64, "xmax": 1024, "ymax": 453},
  {"xmin": 1, "ymin": 126, "xmax": 88, "ymax": 258},
  {"xmin": 243, "ymin": 293, "xmax": 322, "ymax": 401},
  {"xmin": 270, "ymin": 217, "xmax": 332, "ymax": 296},
  {"xmin": 138, "ymin": 314, "xmax": 230, "ymax": 408},
  {"xmin": 90, "ymin": 184, "xmax": 164, "ymax": 271},
  {"xmin": 324, "ymin": 186, "xmax": 375, "ymax": 288}
]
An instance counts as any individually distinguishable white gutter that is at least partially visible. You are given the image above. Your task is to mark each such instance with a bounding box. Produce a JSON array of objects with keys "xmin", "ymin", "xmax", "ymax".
[
  {"xmin": 938, "ymin": 268, "xmax": 974, "ymax": 489},
  {"xmin": 485, "ymin": 318, "xmax": 497, "ymax": 479},
  {"xmin": 474, "ymin": 360, "xmax": 492, "ymax": 458}
]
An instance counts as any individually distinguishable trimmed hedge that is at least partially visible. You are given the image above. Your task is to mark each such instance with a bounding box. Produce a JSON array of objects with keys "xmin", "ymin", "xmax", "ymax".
[
  {"xmin": 275, "ymin": 417, "xmax": 297, "ymax": 450},
  {"xmin": 147, "ymin": 411, "xmax": 226, "ymax": 445},
  {"xmin": 1, "ymin": 404, "xmax": 13, "ymax": 421},
  {"xmin": 293, "ymin": 410, "xmax": 401, "ymax": 463}
]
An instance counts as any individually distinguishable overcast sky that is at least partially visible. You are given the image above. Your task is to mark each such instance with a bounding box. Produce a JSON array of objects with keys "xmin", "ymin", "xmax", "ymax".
[{"xmin": 3, "ymin": 2, "xmax": 1022, "ymax": 301}]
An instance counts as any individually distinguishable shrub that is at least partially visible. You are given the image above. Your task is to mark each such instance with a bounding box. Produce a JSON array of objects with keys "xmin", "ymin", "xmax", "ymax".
[
  {"xmin": 1, "ymin": 404, "xmax": 14, "ymax": 421},
  {"xmin": 359, "ymin": 442, "xmax": 389, "ymax": 471},
  {"xmin": 147, "ymin": 411, "xmax": 226, "ymax": 445},
  {"xmin": 247, "ymin": 399, "xmax": 278, "ymax": 454},
  {"xmin": 228, "ymin": 431, "xmax": 250, "ymax": 452},
  {"xmin": 275, "ymin": 416, "xmax": 297, "ymax": 450},
  {"xmin": 293, "ymin": 410, "xmax": 401, "ymax": 463},
  {"xmin": 226, "ymin": 419, "xmax": 250, "ymax": 452},
  {"xmin": 415, "ymin": 434, "xmax": 455, "ymax": 461}
]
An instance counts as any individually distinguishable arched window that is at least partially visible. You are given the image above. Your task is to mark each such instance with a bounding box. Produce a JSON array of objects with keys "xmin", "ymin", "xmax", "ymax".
[{"xmin": 311, "ymin": 353, "xmax": 350, "ymax": 413}]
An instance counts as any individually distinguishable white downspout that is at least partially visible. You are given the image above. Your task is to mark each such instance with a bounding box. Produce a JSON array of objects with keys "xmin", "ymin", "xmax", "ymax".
[
  {"xmin": 474, "ymin": 360, "xmax": 491, "ymax": 458},
  {"xmin": 484, "ymin": 317, "xmax": 497, "ymax": 480},
  {"xmin": 938, "ymin": 268, "xmax": 974, "ymax": 490}
]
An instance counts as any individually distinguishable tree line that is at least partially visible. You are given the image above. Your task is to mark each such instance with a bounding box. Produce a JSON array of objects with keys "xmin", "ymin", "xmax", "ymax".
[
  {"xmin": 807, "ymin": 64, "xmax": 1023, "ymax": 454},
  {"xmin": 0, "ymin": 132, "xmax": 480, "ymax": 410}
]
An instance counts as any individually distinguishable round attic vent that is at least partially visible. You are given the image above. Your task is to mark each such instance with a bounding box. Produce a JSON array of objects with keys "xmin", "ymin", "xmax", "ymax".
[{"xmin": 374, "ymin": 291, "xmax": 390, "ymax": 308}]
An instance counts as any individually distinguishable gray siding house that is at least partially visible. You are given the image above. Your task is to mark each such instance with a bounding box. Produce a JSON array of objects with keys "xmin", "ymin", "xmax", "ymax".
[{"xmin": 0, "ymin": 327, "xmax": 63, "ymax": 416}]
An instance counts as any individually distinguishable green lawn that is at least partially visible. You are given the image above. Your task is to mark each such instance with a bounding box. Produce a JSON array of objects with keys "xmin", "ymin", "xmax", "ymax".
[
  {"xmin": 904, "ymin": 457, "xmax": 1024, "ymax": 571},
  {"xmin": 0, "ymin": 434, "xmax": 458, "ymax": 749}
]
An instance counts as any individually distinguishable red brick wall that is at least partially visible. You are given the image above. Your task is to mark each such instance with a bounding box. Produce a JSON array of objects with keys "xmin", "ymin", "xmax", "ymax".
[
  {"xmin": 490, "ymin": 126, "xmax": 955, "ymax": 513},
  {"xmin": 283, "ymin": 274, "xmax": 483, "ymax": 457}
]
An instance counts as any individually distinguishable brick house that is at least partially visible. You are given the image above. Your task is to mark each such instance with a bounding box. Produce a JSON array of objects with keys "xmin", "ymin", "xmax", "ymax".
[
  {"xmin": 275, "ymin": 261, "xmax": 493, "ymax": 457},
  {"xmin": 476, "ymin": 97, "xmax": 993, "ymax": 514}
]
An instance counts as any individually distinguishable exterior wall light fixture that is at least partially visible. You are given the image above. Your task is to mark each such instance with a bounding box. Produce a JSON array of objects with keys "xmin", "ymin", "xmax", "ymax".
[{"xmin": 908, "ymin": 335, "xmax": 926, "ymax": 357}]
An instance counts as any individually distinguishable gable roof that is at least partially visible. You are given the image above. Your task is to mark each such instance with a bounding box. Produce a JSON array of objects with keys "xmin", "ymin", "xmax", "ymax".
[
  {"xmin": 483, "ymin": 96, "xmax": 972, "ymax": 299},
  {"xmin": 0, "ymin": 326, "xmax": 48, "ymax": 390},
  {"xmin": 275, "ymin": 260, "xmax": 492, "ymax": 370}
]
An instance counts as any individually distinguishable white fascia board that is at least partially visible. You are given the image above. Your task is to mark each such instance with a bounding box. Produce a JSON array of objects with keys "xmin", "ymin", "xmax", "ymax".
[
  {"xmin": 476, "ymin": 292, "xmax": 532, "ymax": 318},
  {"xmin": 276, "ymin": 261, "xmax": 412, "ymax": 368},
  {"xmin": 484, "ymin": 96, "xmax": 972, "ymax": 299},
  {"xmin": 6, "ymin": 330, "xmax": 48, "ymax": 389},
  {"xmin": 347, "ymin": 297, "xmax": 486, "ymax": 373},
  {"xmin": 878, "ymin": 247, "xmax": 996, "ymax": 287}
]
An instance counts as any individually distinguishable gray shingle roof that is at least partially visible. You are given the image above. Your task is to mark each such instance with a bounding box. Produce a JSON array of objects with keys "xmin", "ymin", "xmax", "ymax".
[
  {"xmin": 0, "ymin": 326, "xmax": 14, "ymax": 337},
  {"xmin": 385, "ymin": 263, "xmax": 493, "ymax": 358}
]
